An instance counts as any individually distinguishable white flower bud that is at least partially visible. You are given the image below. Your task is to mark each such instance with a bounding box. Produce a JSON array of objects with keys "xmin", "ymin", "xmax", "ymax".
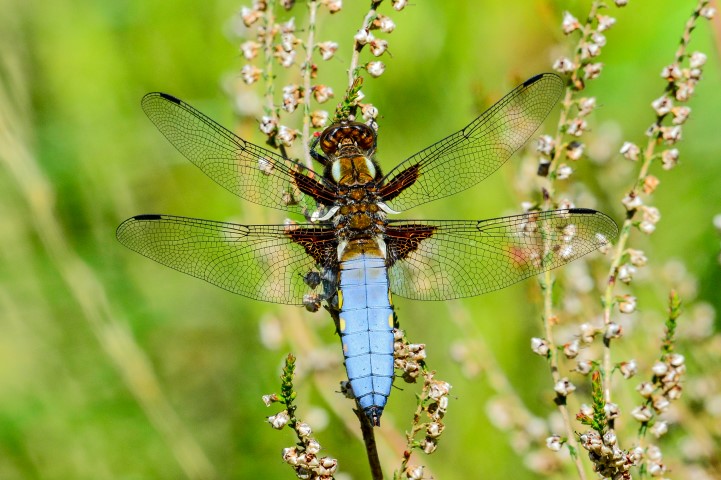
[
  {"xmin": 690, "ymin": 51, "xmax": 707, "ymax": 68},
  {"xmin": 317, "ymin": 41, "xmax": 339, "ymax": 61},
  {"xmin": 597, "ymin": 15, "xmax": 616, "ymax": 31},
  {"xmin": 546, "ymin": 435, "xmax": 563, "ymax": 451},
  {"xmin": 700, "ymin": 6, "xmax": 715, "ymax": 19},
  {"xmin": 668, "ymin": 353, "xmax": 685, "ymax": 366},
  {"xmin": 619, "ymin": 359, "xmax": 638, "ymax": 379},
  {"xmin": 651, "ymin": 420, "xmax": 668, "ymax": 438},
  {"xmin": 369, "ymin": 39, "xmax": 388, "ymax": 57},
  {"xmin": 603, "ymin": 431, "xmax": 617, "ymax": 446},
  {"xmin": 622, "ymin": 192, "xmax": 643, "ymax": 210},
  {"xmin": 554, "ymin": 378, "xmax": 576, "ymax": 397},
  {"xmin": 392, "ymin": 0, "xmax": 407, "ymax": 11},
  {"xmin": 652, "ymin": 395, "xmax": 670, "ymax": 412},
  {"xmin": 652, "ymin": 361, "xmax": 668, "ymax": 376},
  {"xmin": 576, "ymin": 360, "xmax": 593, "ymax": 375},
  {"xmin": 306, "ymin": 438, "xmax": 321, "ymax": 455},
  {"xmin": 557, "ymin": 164, "xmax": 573, "ymax": 180},
  {"xmin": 620, "ymin": 141, "xmax": 640, "ymax": 161},
  {"xmin": 354, "ymin": 28, "xmax": 373, "ymax": 45},
  {"xmin": 618, "ymin": 294, "xmax": 637, "ymax": 314},
  {"xmin": 323, "ymin": 0, "xmax": 342, "ymax": 13},
  {"xmin": 563, "ymin": 340, "xmax": 580, "ymax": 359},
  {"xmin": 604, "ymin": 322, "xmax": 622, "ymax": 339},
  {"xmin": 367, "ymin": 61, "xmax": 386, "ymax": 77},
  {"xmin": 282, "ymin": 446, "xmax": 299, "ymax": 465},
  {"xmin": 553, "ymin": 57, "xmax": 576, "ymax": 74},
  {"xmin": 631, "ymin": 405, "xmax": 653, "ymax": 422},
  {"xmin": 426, "ymin": 421, "xmax": 444, "ymax": 438},
  {"xmin": 428, "ymin": 381, "xmax": 451, "ymax": 400},
  {"xmin": 637, "ymin": 382, "xmax": 655, "ymax": 397},
  {"xmin": 562, "ymin": 11, "xmax": 580, "ymax": 34},
  {"xmin": 296, "ymin": 422, "xmax": 312, "ymax": 437},
  {"xmin": 268, "ymin": 410, "xmax": 290, "ymax": 429},
  {"xmin": 312, "ymin": 84, "xmax": 334, "ymax": 103},
  {"xmin": 405, "ymin": 465, "xmax": 424, "ymax": 480},
  {"xmin": 241, "ymin": 64, "xmax": 262, "ymax": 85},
  {"xmin": 531, "ymin": 337, "xmax": 550, "ymax": 356},
  {"xmin": 602, "ymin": 402, "xmax": 619, "ymax": 419},
  {"xmin": 378, "ymin": 15, "xmax": 396, "ymax": 32},
  {"xmin": 617, "ymin": 263, "xmax": 636, "ymax": 283}
]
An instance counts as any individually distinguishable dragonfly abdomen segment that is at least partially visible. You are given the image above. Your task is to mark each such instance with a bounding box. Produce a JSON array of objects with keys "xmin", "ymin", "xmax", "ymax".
[{"xmin": 338, "ymin": 249, "xmax": 394, "ymax": 426}]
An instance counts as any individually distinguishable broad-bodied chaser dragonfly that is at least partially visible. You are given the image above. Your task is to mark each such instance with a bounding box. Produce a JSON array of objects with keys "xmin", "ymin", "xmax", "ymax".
[{"xmin": 117, "ymin": 73, "xmax": 618, "ymax": 426}]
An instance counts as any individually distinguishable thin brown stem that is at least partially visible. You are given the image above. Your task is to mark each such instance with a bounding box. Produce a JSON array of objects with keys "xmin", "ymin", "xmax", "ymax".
[
  {"xmin": 600, "ymin": 0, "xmax": 710, "ymax": 409},
  {"xmin": 536, "ymin": 4, "xmax": 604, "ymax": 479},
  {"xmin": 261, "ymin": 0, "xmax": 278, "ymax": 130},
  {"xmin": 355, "ymin": 408, "xmax": 384, "ymax": 480},
  {"xmin": 347, "ymin": 1, "xmax": 383, "ymax": 90},
  {"xmin": 301, "ymin": 0, "xmax": 318, "ymax": 168}
]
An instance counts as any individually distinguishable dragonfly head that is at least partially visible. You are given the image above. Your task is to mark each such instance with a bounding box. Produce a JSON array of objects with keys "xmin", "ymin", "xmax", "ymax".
[{"xmin": 319, "ymin": 121, "xmax": 377, "ymax": 158}]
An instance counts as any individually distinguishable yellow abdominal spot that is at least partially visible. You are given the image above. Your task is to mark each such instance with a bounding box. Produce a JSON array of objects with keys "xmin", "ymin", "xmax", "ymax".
[
  {"xmin": 337, "ymin": 290, "xmax": 344, "ymax": 309},
  {"xmin": 339, "ymin": 316, "xmax": 346, "ymax": 333},
  {"xmin": 388, "ymin": 313, "xmax": 394, "ymax": 328}
]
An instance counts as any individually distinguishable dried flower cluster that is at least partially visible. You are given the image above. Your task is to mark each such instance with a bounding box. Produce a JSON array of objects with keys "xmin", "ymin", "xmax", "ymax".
[
  {"xmin": 525, "ymin": 3, "xmax": 630, "ymax": 478},
  {"xmin": 571, "ymin": 371, "xmax": 639, "ymax": 479},
  {"xmin": 228, "ymin": 1, "xmax": 719, "ymax": 478},
  {"xmin": 233, "ymin": 0, "xmax": 406, "ymax": 166},
  {"xmin": 393, "ymin": 328, "xmax": 427, "ymax": 382},
  {"xmin": 541, "ymin": 3, "xmax": 622, "ymax": 184},
  {"xmin": 264, "ymin": 354, "xmax": 338, "ymax": 479},
  {"xmin": 235, "ymin": 0, "xmax": 340, "ymax": 154},
  {"xmin": 508, "ymin": 1, "xmax": 718, "ymax": 479},
  {"xmin": 393, "ymin": 329, "xmax": 452, "ymax": 478}
]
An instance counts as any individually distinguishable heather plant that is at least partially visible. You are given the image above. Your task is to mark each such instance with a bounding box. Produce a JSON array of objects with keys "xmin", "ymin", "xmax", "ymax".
[
  {"xmin": 486, "ymin": 1, "xmax": 717, "ymax": 479},
  {"xmin": 228, "ymin": 1, "xmax": 719, "ymax": 479},
  {"xmin": 230, "ymin": 2, "xmax": 453, "ymax": 478}
]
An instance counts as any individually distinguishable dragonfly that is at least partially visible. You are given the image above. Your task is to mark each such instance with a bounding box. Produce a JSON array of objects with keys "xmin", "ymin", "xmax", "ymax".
[{"xmin": 117, "ymin": 73, "xmax": 618, "ymax": 426}]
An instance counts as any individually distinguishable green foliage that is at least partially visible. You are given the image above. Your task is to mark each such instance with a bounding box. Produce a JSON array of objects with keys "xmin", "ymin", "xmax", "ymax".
[{"xmin": 0, "ymin": 1, "xmax": 719, "ymax": 479}]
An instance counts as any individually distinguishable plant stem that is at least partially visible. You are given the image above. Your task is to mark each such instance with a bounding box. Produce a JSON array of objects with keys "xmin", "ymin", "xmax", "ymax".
[
  {"xmin": 348, "ymin": 1, "xmax": 383, "ymax": 90},
  {"xmin": 301, "ymin": 0, "xmax": 318, "ymax": 168},
  {"xmin": 355, "ymin": 408, "xmax": 384, "ymax": 480}
]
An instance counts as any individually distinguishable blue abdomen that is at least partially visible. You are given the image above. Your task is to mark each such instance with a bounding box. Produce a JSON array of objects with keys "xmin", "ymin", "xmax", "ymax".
[{"xmin": 338, "ymin": 250, "xmax": 394, "ymax": 426}]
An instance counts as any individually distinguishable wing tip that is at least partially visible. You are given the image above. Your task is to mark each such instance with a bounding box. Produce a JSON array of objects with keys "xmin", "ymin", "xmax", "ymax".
[
  {"xmin": 567, "ymin": 207, "xmax": 596, "ymax": 215},
  {"xmin": 141, "ymin": 92, "xmax": 181, "ymax": 105},
  {"xmin": 133, "ymin": 214, "xmax": 164, "ymax": 221},
  {"xmin": 158, "ymin": 92, "xmax": 181, "ymax": 104},
  {"xmin": 524, "ymin": 72, "xmax": 564, "ymax": 88},
  {"xmin": 524, "ymin": 73, "xmax": 545, "ymax": 87}
]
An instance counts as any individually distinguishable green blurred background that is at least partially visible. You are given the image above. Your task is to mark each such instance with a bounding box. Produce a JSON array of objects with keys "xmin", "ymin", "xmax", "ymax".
[{"xmin": 1, "ymin": 0, "xmax": 719, "ymax": 479}]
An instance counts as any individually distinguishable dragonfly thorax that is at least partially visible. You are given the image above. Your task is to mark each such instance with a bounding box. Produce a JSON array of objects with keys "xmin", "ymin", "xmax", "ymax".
[{"xmin": 331, "ymin": 155, "xmax": 378, "ymax": 185}]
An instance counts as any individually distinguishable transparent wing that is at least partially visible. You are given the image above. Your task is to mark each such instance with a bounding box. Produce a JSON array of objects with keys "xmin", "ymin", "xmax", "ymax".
[
  {"xmin": 116, "ymin": 214, "xmax": 336, "ymax": 305},
  {"xmin": 380, "ymin": 74, "xmax": 564, "ymax": 211},
  {"xmin": 142, "ymin": 93, "xmax": 336, "ymax": 216},
  {"xmin": 386, "ymin": 208, "xmax": 618, "ymax": 300}
]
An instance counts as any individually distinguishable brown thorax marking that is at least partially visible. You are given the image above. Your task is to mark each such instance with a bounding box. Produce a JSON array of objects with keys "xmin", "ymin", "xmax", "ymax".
[{"xmin": 339, "ymin": 200, "xmax": 381, "ymax": 230}]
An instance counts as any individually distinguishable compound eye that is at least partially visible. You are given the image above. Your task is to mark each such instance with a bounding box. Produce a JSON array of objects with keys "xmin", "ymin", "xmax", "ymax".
[
  {"xmin": 319, "ymin": 125, "xmax": 343, "ymax": 155},
  {"xmin": 353, "ymin": 124, "xmax": 376, "ymax": 151}
]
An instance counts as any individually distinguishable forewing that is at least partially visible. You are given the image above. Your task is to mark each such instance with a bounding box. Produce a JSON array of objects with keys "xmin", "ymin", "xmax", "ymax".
[
  {"xmin": 141, "ymin": 93, "xmax": 335, "ymax": 216},
  {"xmin": 386, "ymin": 209, "xmax": 618, "ymax": 300},
  {"xmin": 116, "ymin": 214, "xmax": 336, "ymax": 305},
  {"xmin": 380, "ymin": 74, "xmax": 564, "ymax": 211}
]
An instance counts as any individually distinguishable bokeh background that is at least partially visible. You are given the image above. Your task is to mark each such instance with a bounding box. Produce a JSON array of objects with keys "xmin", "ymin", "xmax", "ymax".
[{"xmin": 1, "ymin": 1, "xmax": 720, "ymax": 479}]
